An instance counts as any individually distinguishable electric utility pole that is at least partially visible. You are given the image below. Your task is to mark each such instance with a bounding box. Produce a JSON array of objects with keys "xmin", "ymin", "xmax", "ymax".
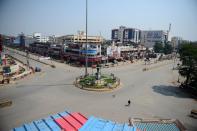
[{"xmin": 85, "ymin": 0, "xmax": 88, "ymax": 76}]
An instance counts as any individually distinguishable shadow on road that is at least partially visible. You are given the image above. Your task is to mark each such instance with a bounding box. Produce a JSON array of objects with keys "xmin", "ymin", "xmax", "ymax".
[{"xmin": 152, "ymin": 85, "xmax": 192, "ymax": 98}]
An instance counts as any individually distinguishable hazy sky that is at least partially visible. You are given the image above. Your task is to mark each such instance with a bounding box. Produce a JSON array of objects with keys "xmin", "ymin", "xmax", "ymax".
[{"xmin": 0, "ymin": 0, "xmax": 197, "ymax": 40}]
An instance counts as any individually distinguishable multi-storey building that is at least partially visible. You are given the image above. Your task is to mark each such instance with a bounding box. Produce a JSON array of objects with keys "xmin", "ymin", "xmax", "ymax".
[
  {"xmin": 33, "ymin": 33, "xmax": 49, "ymax": 43},
  {"xmin": 13, "ymin": 34, "xmax": 36, "ymax": 48},
  {"xmin": 33, "ymin": 33, "xmax": 42, "ymax": 42},
  {"xmin": 29, "ymin": 42, "xmax": 51, "ymax": 56},
  {"xmin": 140, "ymin": 30, "xmax": 167, "ymax": 48},
  {"xmin": 171, "ymin": 36, "xmax": 183, "ymax": 50},
  {"xmin": 107, "ymin": 43, "xmax": 146, "ymax": 60},
  {"xmin": 48, "ymin": 35, "xmax": 56, "ymax": 43},
  {"xmin": 58, "ymin": 31, "xmax": 103, "ymax": 44},
  {"xmin": 13, "ymin": 33, "xmax": 25, "ymax": 47},
  {"xmin": 24, "ymin": 35, "xmax": 36, "ymax": 48},
  {"xmin": 111, "ymin": 26, "xmax": 141, "ymax": 44},
  {"xmin": 61, "ymin": 31, "xmax": 103, "ymax": 66},
  {"xmin": 63, "ymin": 42, "xmax": 102, "ymax": 66},
  {"xmin": 48, "ymin": 44, "xmax": 63, "ymax": 59}
]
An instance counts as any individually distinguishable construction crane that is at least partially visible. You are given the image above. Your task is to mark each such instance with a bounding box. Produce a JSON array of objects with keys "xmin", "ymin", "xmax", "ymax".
[{"xmin": 167, "ymin": 23, "xmax": 171, "ymax": 42}]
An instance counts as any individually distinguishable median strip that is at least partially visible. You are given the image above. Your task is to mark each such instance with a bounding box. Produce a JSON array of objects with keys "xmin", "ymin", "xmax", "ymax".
[
  {"xmin": 0, "ymin": 99, "xmax": 12, "ymax": 108},
  {"xmin": 5, "ymin": 47, "xmax": 55, "ymax": 67}
]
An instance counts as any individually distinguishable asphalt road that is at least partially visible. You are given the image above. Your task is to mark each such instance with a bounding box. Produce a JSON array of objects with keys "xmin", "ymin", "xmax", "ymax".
[{"xmin": 0, "ymin": 50, "xmax": 197, "ymax": 130}]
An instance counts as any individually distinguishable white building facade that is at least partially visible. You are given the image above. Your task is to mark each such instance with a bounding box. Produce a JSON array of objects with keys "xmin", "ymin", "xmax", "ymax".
[
  {"xmin": 171, "ymin": 36, "xmax": 183, "ymax": 49},
  {"xmin": 33, "ymin": 33, "xmax": 49, "ymax": 43},
  {"xmin": 141, "ymin": 30, "xmax": 167, "ymax": 48}
]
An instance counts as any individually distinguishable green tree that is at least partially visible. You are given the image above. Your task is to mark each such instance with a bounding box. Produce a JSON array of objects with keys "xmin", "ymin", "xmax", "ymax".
[
  {"xmin": 164, "ymin": 43, "xmax": 173, "ymax": 54},
  {"xmin": 178, "ymin": 42, "xmax": 197, "ymax": 89},
  {"xmin": 153, "ymin": 42, "xmax": 163, "ymax": 53}
]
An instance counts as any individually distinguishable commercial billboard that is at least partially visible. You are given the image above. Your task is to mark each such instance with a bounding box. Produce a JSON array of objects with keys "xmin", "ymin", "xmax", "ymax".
[{"xmin": 81, "ymin": 49, "xmax": 97, "ymax": 55}]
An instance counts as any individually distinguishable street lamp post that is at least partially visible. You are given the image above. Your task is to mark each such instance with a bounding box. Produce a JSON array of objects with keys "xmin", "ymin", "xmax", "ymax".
[
  {"xmin": 172, "ymin": 52, "xmax": 176, "ymax": 70},
  {"xmin": 85, "ymin": 0, "xmax": 88, "ymax": 76},
  {"xmin": 26, "ymin": 48, "xmax": 30, "ymax": 69},
  {"xmin": 177, "ymin": 73, "xmax": 180, "ymax": 83},
  {"xmin": 177, "ymin": 63, "xmax": 180, "ymax": 83}
]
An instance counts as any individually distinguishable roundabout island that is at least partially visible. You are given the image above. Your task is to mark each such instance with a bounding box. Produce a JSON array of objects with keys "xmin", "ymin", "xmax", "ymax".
[{"xmin": 75, "ymin": 64, "xmax": 120, "ymax": 91}]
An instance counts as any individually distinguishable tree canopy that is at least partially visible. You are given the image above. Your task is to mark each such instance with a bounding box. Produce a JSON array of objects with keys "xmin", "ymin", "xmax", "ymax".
[
  {"xmin": 178, "ymin": 42, "xmax": 197, "ymax": 89},
  {"xmin": 153, "ymin": 42, "xmax": 163, "ymax": 53},
  {"xmin": 164, "ymin": 43, "xmax": 173, "ymax": 54},
  {"xmin": 153, "ymin": 42, "xmax": 173, "ymax": 54}
]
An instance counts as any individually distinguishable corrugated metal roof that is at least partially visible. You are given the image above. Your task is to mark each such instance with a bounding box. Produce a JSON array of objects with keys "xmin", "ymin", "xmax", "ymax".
[
  {"xmin": 135, "ymin": 123, "xmax": 180, "ymax": 131},
  {"xmin": 79, "ymin": 116, "xmax": 137, "ymax": 131},
  {"xmin": 13, "ymin": 111, "xmax": 87, "ymax": 131},
  {"xmin": 12, "ymin": 110, "xmax": 138, "ymax": 131},
  {"xmin": 132, "ymin": 118, "xmax": 186, "ymax": 131},
  {"xmin": 12, "ymin": 109, "xmax": 184, "ymax": 131}
]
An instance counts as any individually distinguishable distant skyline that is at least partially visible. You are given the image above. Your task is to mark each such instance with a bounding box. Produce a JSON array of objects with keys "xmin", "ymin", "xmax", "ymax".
[{"xmin": 0, "ymin": 0, "xmax": 197, "ymax": 41}]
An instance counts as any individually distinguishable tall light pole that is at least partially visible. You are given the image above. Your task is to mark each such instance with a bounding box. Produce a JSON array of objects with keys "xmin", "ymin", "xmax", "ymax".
[
  {"xmin": 85, "ymin": 0, "xmax": 88, "ymax": 76},
  {"xmin": 26, "ymin": 48, "xmax": 30, "ymax": 69},
  {"xmin": 177, "ymin": 63, "xmax": 180, "ymax": 83}
]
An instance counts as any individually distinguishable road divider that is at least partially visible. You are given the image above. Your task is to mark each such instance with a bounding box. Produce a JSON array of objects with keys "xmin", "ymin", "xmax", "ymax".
[
  {"xmin": 11, "ymin": 70, "xmax": 33, "ymax": 81},
  {"xmin": 5, "ymin": 47, "xmax": 55, "ymax": 67},
  {"xmin": 6, "ymin": 54, "xmax": 34, "ymax": 81},
  {"xmin": 0, "ymin": 99, "xmax": 12, "ymax": 108}
]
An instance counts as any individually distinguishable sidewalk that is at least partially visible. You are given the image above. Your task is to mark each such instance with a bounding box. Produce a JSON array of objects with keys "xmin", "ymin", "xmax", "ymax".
[{"xmin": 10, "ymin": 60, "xmax": 34, "ymax": 81}]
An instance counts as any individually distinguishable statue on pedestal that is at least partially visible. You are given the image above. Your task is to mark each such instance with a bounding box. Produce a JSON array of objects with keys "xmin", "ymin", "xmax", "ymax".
[{"xmin": 96, "ymin": 64, "xmax": 101, "ymax": 80}]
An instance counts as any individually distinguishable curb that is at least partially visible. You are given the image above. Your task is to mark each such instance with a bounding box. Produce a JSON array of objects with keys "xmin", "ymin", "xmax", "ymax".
[
  {"xmin": 11, "ymin": 70, "xmax": 33, "ymax": 81},
  {"xmin": 6, "ymin": 54, "xmax": 34, "ymax": 81}
]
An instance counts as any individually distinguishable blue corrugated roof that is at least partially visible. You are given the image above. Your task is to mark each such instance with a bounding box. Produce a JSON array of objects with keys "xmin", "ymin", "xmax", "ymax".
[
  {"xmin": 43, "ymin": 117, "xmax": 61, "ymax": 131},
  {"xmin": 13, "ymin": 110, "xmax": 69, "ymax": 131},
  {"xmin": 79, "ymin": 116, "xmax": 137, "ymax": 131},
  {"xmin": 51, "ymin": 114, "xmax": 61, "ymax": 120},
  {"xmin": 13, "ymin": 126, "xmax": 26, "ymax": 131},
  {"xmin": 102, "ymin": 121, "xmax": 116, "ymax": 131},
  {"xmin": 13, "ymin": 119, "xmax": 60, "ymax": 131},
  {"xmin": 13, "ymin": 115, "xmax": 137, "ymax": 131},
  {"xmin": 33, "ymin": 120, "xmax": 51, "ymax": 131},
  {"xmin": 24, "ymin": 122, "xmax": 39, "ymax": 131},
  {"xmin": 12, "ymin": 109, "xmax": 182, "ymax": 131}
]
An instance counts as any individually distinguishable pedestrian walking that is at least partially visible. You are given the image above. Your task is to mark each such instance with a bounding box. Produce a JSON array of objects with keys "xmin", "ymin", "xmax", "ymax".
[{"xmin": 128, "ymin": 99, "xmax": 131, "ymax": 106}]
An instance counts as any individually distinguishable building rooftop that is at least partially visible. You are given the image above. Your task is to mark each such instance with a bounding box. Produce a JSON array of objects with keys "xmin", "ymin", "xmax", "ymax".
[{"xmin": 13, "ymin": 109, "xmax": 185, "ymax": 131}]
